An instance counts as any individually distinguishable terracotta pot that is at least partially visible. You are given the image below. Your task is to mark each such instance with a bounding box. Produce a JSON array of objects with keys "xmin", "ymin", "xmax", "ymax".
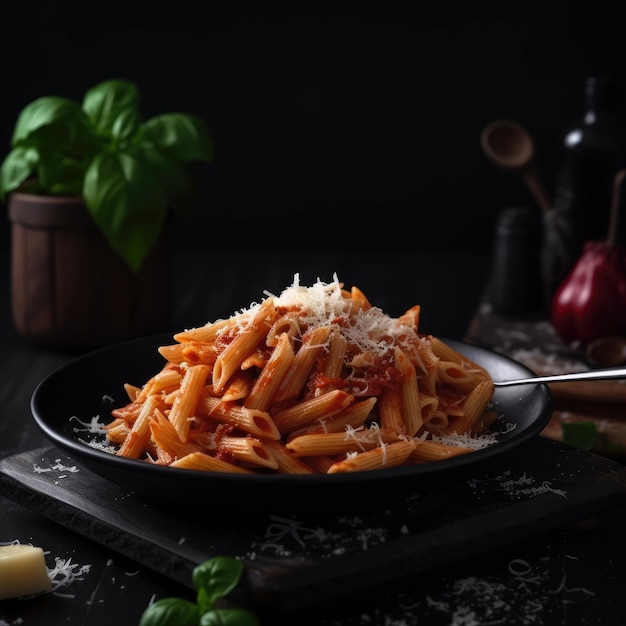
[{"xmin": 8, "ymin": 192, "xmax": 172, "ymax": 351}]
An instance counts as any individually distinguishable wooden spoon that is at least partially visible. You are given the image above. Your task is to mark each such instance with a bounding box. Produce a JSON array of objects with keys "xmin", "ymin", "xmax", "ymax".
[{"xmin": 481, "ymin": 119, "xmax": 552, "ymax": 213}]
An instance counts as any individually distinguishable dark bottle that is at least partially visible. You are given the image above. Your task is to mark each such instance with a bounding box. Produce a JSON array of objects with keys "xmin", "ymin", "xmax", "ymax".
[{"xmin": 542, "ymin": 75, "xmax": 626, "ymax": 305}]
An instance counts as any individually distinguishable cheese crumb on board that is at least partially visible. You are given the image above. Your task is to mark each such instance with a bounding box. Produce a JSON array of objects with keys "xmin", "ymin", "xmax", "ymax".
[{"xmin": 0, "ymin": 544, "xmax": 52, "ymax": 600}]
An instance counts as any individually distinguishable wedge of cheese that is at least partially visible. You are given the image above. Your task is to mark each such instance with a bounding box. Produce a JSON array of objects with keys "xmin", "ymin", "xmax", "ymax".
[{"xmin": 0, "ymin": 544, "xmax": 51, "ymax": 600}]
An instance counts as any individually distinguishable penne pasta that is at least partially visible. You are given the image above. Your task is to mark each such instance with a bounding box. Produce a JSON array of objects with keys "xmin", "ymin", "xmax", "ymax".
[
  {"xmin": 378, "ymin": 386, "xmax": 405, "ymax": 434},
  {"xmin": 324, "ymin": 329, "xmax": 348, "ymax": 379},
  {"xmin": 418, "ymin": 392, "xmax": 439, "ymax": 424},
  {"xmin": 157, "ymin": 343, "xmax": 187, "ymax": 363},
  {"xmin": 395, "ymin": 346, "xmax": 422, "ymax": 436},
  {"xmin": 272, "ymin": 389, "xmax": 355, "ymax": 434},
  {"xmin": 410, "ymin": 439, "xmax": 473, "ymax": 462},
  {"xmin": 301, "ymin": 454, "xmax": 337, "ymax": 474},
  {"xmin": 327, "ymin": 440, "xmax": 416, "ymax": 474},
  {"xmin": 105, "ymin": 419, "xmax": 130, "ymax": 444},
  {"xmin": 168, "ymin": 364, "xmax": 211, "ymax": 442},
  {"xmin": 286, "ymin": 397, "xmax": 377, "ymax": 438},
  {"xmin": 241, "ymin": 348, "xmax": 269, "ymax": 370},
  {"xmin": 271, "ymin": 325, "xmax": 331, "ymax": 403},
  {"xmin": 286, "ymin": 429, "xmax": 379, "ymax": 457},
  {"xmin": 197, "ymin": 395, "xmax": 281, "ymax": 440},
  {"xmin": 212, "ymin": 298, "xmax": 277, "ymax": 394},
  {"xmin": 266, "ymin": 312, "xmax": 301, "ymax": 347},
  {"xmin": 398, "ymin": 304, "xmax": 420, "ymax": 330},
  {"xmin": 221, "ymin": 370, "xmax": 255, "ymax": 402},
  {"xmin": 123, "ymin": 383, "xmax": 141, "ymax": 402},
  {"xmin": 149, "ymin": 409, "xmax": 203, "ymax": 463},
  {"xmin": 180, "ymin": 342, "xmax": 219, "ymax": 366},
  {"xmin": 111, "ymin": 401, "xmax": 142, "ymax": 424},
  {"xmin": 436, "ymin": 360, "xmax": 476, "ymax": 386},
  {"xmin": 347, "ymin": 286, "xmax": 372, "ymax": 313},
  {"xmin": 104, "ymin": 275, "xmax": 498, "ymax": 475},
  {"xmin": 448, "ymin": 379, "xmax": 496, "ymax": 435},
  {"xmin": 414, "ymin": 338, "xmax": 439, "ymax": 396},
  {"xmin": 173, "ymin": 318, "xmax": 232, "ymax": 344},
  {"xmin": 216, "ymin": 435, "xmax": 279, "ymax": 470},
  {"xmin": 422, "ymin": 409, "xmax": 450, "ymax": 434},
  {"xmin": 244, "ymin": 332, "xmax": 295, "ymax": 410},
  {"xmin": 263, "ymin": 440, "xmax": 318, "ymax": 474},
  {"xmin": 431, "ymin": 336, "xmax": 491, "ymax": 381},
  {"xmin": 117, "ymin": 395, "xmax": 161, "ymax": 459},
  {"xmin": 170, "ymin": 451, "xmax": 254, "ymax": 473}
]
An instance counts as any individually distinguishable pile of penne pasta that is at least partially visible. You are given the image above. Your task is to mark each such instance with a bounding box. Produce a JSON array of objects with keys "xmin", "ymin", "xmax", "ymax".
[{"xmin": 104, "ymin": 276, "xmax": 497, "ymax": 474}]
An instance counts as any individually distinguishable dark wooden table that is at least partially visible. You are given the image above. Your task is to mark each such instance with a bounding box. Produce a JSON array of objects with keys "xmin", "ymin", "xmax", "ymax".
[{"xmin": 2, "ymin": 243, "xmax": 626, "ymax": 626}]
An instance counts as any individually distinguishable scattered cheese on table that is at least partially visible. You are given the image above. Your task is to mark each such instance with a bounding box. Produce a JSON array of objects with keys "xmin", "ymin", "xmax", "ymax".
[{"xmin": 0, "ymin": 544, "xmax": 51, "ymax": 600}]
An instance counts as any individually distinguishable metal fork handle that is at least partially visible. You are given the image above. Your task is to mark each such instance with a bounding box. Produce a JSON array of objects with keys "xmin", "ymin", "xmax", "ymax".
[{"xmin": 493, "ymin": 367, "xmax": 626, "ymax": 387}]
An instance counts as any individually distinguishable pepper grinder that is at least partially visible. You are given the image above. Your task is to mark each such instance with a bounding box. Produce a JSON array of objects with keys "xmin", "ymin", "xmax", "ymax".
[{"xmin": 489, "ymin": 206, "xmax": 544, "ymax": 316}]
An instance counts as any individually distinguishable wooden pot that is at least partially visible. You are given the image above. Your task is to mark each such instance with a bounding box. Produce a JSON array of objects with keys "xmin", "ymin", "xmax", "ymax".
[{"xmin": 9, "ymin": 192, "xmax": 172, "ymax": 351}]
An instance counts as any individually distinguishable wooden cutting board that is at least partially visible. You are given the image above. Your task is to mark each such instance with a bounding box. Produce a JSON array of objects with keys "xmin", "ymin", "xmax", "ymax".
[{"xmin": 1, "ymin": 440, "xmax": 626, "ymax": 616}]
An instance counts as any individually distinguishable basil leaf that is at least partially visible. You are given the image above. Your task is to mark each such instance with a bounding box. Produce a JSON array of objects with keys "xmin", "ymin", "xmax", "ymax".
[
  {"xmin": 199, "ymin": 608, "xmax": 259, "ymax": 626},
  {"xmin": 111, "ymin": 107, "xmax": 142, "ymax": 144},
  {"xmin": 84, "ymin": 151, "xmax": 167, "ymax": 271},
  {"xmin": 11, "ymin": 96, "xmax": 85, "ymax": 145},
  {"xmin": 83, "ymin": 79, "xmax": 140, "ymax": 136},
  {"xmin": 138, "ymin": 597, "xmax": 200, "ymax": 626},
  {"xmin": 38, "ymin": 152, "xmax": 85, "ymax": 197},
  {"xmin": 193, "ymin": 557, "xmax": 244, "ymax": 609},
  {"xmin": 0, "ymin": 146, "xmax": 39, "ymax": 198},
  {"xmin": 136, "ymin": 145, "xmax": 197, "ymax": 217},
  {"xmin": 562, "ymin": 422, "xmax": 597, "ymax": 451},
  {"xmin": 142, "ymin": 113, "xmax": 214, "ymax": 163}
]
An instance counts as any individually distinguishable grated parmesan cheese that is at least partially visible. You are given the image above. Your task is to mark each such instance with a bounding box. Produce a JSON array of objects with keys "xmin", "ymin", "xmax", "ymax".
[
  {"xmin": 267, "ymin": 273, "xmax": 421, "ymax": 358},
  {"xmin": 47, "ymin": 556, "xmax": 92, "ymax": 595},
  {"xmin": 432, "ymin": 431, "xmax": 499, "ymax": 451}
]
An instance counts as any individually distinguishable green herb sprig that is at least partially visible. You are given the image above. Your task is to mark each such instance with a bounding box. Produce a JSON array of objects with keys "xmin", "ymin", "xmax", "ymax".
[{"xmin": 138, "ymin": 557, "xmax": 259, "ymax": 626}]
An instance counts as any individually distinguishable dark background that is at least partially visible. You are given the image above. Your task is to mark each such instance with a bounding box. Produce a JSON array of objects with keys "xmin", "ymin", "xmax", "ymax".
[
  {"xmin": 0, "ymin": 0, "xmax": 624, "ymax": 336},
  {"xmin": 2, "ymin": 1, "xmax": 621, "ymax": 248}
]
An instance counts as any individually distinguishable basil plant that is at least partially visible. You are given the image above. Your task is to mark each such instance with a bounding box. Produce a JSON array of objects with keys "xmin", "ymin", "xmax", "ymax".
[{"xmin": 0, "ymin": 79, "xmax": 214, "ymax": 271}]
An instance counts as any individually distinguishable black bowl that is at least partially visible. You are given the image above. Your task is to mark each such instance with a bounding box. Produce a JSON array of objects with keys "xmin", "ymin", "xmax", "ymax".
[{"xmin": 31, "ymin": 334, "xmax": 552, "ymax": 511}]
